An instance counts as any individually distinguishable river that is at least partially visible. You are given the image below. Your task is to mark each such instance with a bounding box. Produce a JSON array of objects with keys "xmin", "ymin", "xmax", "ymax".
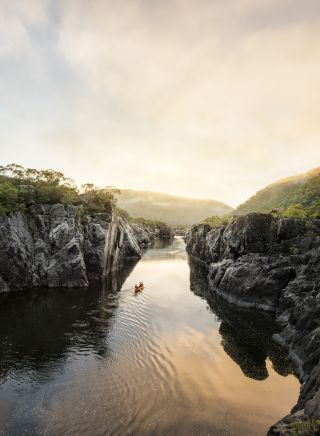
[{"xmin": 0, "ymin": 236, "xmax": 299, "ymax": 435}]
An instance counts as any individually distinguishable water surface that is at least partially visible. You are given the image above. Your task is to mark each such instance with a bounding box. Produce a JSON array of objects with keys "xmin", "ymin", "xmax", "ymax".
[{"xmin": 0, "ymin": 237, "xmax": 299, "ymax": 435}]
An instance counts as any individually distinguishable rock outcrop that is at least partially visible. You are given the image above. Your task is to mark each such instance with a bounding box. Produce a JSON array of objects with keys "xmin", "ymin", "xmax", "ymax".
[
  {"xmin": 130, "ymin": 222, "xmax": 174, "ymax": 248},
  {"xmin": 130, "ymin": 223, "xmax": 158, "ymax": 248},
  {"xmin": 0, "ymin": 204, "xmax": 141, "ymax": 293},
  {"xmin": 186, "ymin": 213, "xmax": 320, "ymax": 435},
  {"xmin": 103, "ymin": 215, "xmax": 141, "ymax": 274}
]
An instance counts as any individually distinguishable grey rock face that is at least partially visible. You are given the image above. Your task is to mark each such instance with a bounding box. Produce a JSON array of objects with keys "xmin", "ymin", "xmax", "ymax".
[
  {"xmin": 130, "ymin": 223, "xmax": 156, "ymax": 247},
  {"xmin": 186, "ymin": 213, "xmax": 320, "ymax": 435},
  {"xmin": 46, "ymin": 238, "xmax": 88, "ymax": 288},
  {"xmin": 104, "ymin": 215, "xmax": 141, "ymax": 275},
  {"xmin": 0, "ymin": 204, "xmax": 142, "ymax": 291},
  {"xmin": 84, "ymin": 213, "xmax": 111, "ymax": 281},
  {"xmin": 209, "ymin": 255, "xmax": 295, "ymax": 311},
  {"xmin": 277, "ymin": 218, "xmax": 306, "ymax": 241},
  {"xmin": 0, "ymin": 212, "xmax": 35, "ymax": 291},
  {"xmin": 187, "ymin": 223, "xmax": 214, "ymax": 264},
  {"xmin": 221, "ymin": 213, "xmax": 275, "ymax": 256},
  {"xmin": 187, "ymin": 213, "xmax": 276, "ymax": 265},
  {"xmin": 129, "ymin": 222, "xmax": 174, "ymax": 249}
]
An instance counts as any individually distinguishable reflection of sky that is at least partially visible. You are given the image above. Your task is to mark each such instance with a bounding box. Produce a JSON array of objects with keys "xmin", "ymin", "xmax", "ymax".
[
  {"xmin": 1, "ymin": 0, "xmax": 320, "ymax": 206},
  {"xmin": 122, "ymin": 259, "xmax": 219, "ymax": 335},
  {"xmin": 142, "ymin": 236, "xmax": 187, "ymax": 261}
]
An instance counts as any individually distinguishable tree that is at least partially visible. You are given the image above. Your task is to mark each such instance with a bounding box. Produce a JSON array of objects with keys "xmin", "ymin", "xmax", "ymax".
[
  {"xmin": 0, "ymin": 181, "xmax": 18, "ymax": 214},
  {"xmin": 0, "ymin": 164, "xmax": 120, "ymax": 214},
  {"xmin": 80, "ymin": 184, "xmax": 119, "ymax": 213}
]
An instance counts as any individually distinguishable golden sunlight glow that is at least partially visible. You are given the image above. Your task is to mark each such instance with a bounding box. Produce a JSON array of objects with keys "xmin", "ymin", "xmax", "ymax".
[{"xmin": 1, "ymin": 0, "xmax": 320, "ymax": 206}]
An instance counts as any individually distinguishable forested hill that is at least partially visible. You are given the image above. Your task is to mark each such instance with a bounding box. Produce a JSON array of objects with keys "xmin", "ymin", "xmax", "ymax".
[
  {"xmin": 116, "ymin": 190, "xmax": 233, "ymax": 225},
  {"xmin": 235, "ymin": 167, "xmax": 320, "ymax": 216}
]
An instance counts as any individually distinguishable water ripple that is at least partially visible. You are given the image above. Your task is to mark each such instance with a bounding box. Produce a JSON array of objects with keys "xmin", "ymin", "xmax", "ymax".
[{"xmin": 0, "ymin": 237, "xmax": 299, "ymax": 436}]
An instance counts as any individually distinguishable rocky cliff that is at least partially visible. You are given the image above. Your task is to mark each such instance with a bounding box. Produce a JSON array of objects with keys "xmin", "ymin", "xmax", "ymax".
[
  {"xmin": 130, "ymin": 222, "xmax": 174, "ymax": 248},
  {"xmin": 186, "ymin": 213, "xmax": 320, "ymax": 435},
  {"xmin": 0, "ymin": 204, "xmax": 142, "ymax": 293}
]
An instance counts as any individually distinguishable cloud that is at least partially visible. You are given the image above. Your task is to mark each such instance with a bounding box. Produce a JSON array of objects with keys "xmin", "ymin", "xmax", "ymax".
[{"xmin": 1, "ymin": 0, "xmax": 320, "ymax": 206}]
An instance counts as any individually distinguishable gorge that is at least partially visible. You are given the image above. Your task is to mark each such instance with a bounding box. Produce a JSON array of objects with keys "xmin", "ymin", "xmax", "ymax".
[
  {"xmin": 1, "ymin": 201, "xmax": 320, "ymax": 434},
  {"xmin": 2, "ymin": 0, "xmax": 320, "ymax": 433}
]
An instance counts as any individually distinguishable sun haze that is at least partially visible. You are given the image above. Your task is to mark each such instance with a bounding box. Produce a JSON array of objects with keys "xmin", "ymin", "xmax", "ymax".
[{"xmin": 1, "ymin": 0, "xmax": 320, "ymax": 207}]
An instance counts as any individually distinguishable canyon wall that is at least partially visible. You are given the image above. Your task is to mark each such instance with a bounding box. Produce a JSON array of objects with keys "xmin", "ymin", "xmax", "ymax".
[
  {"xmin": 0, "ymin": 204, "xmax": 142, "ymax": 293},
  {"xmin": 186, "ymin": 213, "xmax": 320, "ymax": 435}
]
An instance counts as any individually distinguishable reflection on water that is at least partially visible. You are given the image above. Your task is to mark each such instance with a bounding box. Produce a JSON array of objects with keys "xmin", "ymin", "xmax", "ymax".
[
  {"xmin": 0, "ymin": 237, "xmax": 299, "ymax": 435},
  {"xmin": 189, "ymin": 262, "xmax": 295, "ymax": 381}
]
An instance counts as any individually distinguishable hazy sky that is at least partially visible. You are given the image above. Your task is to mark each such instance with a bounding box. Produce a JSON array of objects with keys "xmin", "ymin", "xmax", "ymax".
[{"xmin": 1, "ymin": 0, "xmax": 320, "ymax": 207}]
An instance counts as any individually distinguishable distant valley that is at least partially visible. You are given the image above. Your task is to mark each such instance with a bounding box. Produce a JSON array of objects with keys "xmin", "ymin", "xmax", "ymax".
[{"xmin": 116, "ymin": 189, "xmax": 233, "ymax": 225}]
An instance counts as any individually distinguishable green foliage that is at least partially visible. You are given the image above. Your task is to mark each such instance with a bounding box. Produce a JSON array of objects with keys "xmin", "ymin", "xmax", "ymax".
[
  {"xmin": 80, "ymin": 184, "xmax": 119, "ymax": 214},
  {"xmin": 115, "ymin": 207, "xmax": 131, "ymax": 221},
  {"xmin": 115, "ymin": 208, "xmax": 173, "ymax": 238},
  {"xmin": 36, "ymin": 184, "xmax": 78, "ymax": 205},
  {"xmin": 202, "ymin": 215, "xmax": 232, "ymax": 228},
  {"xmin": 281, "ymin": 204, "xmax": 306, "ymax": 218},
  {"xmin": 292, "ymin": 418, "xmax": 320, "ymax": 435},
  {"xmin": 0, "ymin": 164, "xmax": 79, "ymax": 208},
  {"xmin": 236, "ymin": 167, "xmax": 320, "ymax": 216},
  {"xmin": 0, "ymin": 181, "xmax": 18, "ymax": 214},
  {"xmin": 129, "ymin": 216, "xmax": 173, "ymax": 238},
  {"xmin": 278, "ymin": 201, "xmax": 320, "ymax": 221},
  {"xmin": 305, "ymin": 199, "xmax": 320, "ymax": 219},
  {"xmin": 116, "ymin": 189, "xmax": 233, "ymax": 225},
  {"xmin": 0, "ymin": 164, "xmax": 119, "ymax": 215}
]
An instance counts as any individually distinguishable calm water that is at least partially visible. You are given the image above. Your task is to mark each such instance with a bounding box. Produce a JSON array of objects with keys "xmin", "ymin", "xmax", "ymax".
[{"xmin": 0, "ymin": 237, "xmax": 299, "ymax": 436}]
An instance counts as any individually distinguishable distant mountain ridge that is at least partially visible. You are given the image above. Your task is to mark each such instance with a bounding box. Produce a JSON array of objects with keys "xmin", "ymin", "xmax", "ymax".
[
  {"xmin": 235, "ymin": 167, "xmax": 320, "ymax": 215},
  {"xmin": 117, "ymin": 167, "xmax": 320, "ymax": 224},
  {"xmin": 116, "ymin": 189, "xmax": 233, "ymax": 225}
]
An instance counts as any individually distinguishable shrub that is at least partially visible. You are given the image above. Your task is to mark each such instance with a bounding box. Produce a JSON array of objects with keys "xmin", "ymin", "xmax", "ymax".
[
  {"xmin": 80, "ymin": 184, "xmax": 119, "ymax": 214},
  {"xmin": 281, "ymin": 204, "xmax": 306, "ymax": 219},
  {"xmin": 279, "ymin": 201, "xmax": 320, "ymax": 220},
  {"xmin": 114, "ymin": 207, "xmax": 131, "ymax": 221},
  {"xmin": 202, "ymin": 215, "xmax": 232, "ymax": 227},
  {"xmin": 128, "ymin": 216, "xmax": 173, "ymax": 238},
  {"xmin": 306, "ymin": 200, "xmax": 320, "ymax": 219},
  {"xmin": 292, "ymin": 418, "xmax": 320, "ymax": 435}
]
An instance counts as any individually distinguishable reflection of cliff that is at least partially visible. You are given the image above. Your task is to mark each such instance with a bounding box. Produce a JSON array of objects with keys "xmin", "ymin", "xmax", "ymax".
[
  {"xmin": 103, "ymin": 259, "xmax": 138, "ymax": 293},
  {"xmin": 189, "ymin": 260, "xmax": 294, "ymax": 381},
  {"xmin": 0, "ymin": 261, "xmax": 135, "ymax": 381}
]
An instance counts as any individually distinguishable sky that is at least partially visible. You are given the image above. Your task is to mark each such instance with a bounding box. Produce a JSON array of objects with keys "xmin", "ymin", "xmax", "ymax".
[{"xmin": 1, "ymin": 0, "xmax": 320, "ymax": 207}]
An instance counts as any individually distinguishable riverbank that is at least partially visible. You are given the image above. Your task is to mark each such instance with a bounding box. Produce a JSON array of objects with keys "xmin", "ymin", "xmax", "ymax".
[{"xmin": 186, "ymin": 213, "xmax": 320, "ymax": 434}]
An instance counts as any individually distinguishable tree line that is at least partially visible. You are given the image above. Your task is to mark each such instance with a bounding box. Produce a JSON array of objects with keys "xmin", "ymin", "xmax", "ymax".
[{"xmin": 0, "ymin": 164, "xmax": 119, "ymax": 215}]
